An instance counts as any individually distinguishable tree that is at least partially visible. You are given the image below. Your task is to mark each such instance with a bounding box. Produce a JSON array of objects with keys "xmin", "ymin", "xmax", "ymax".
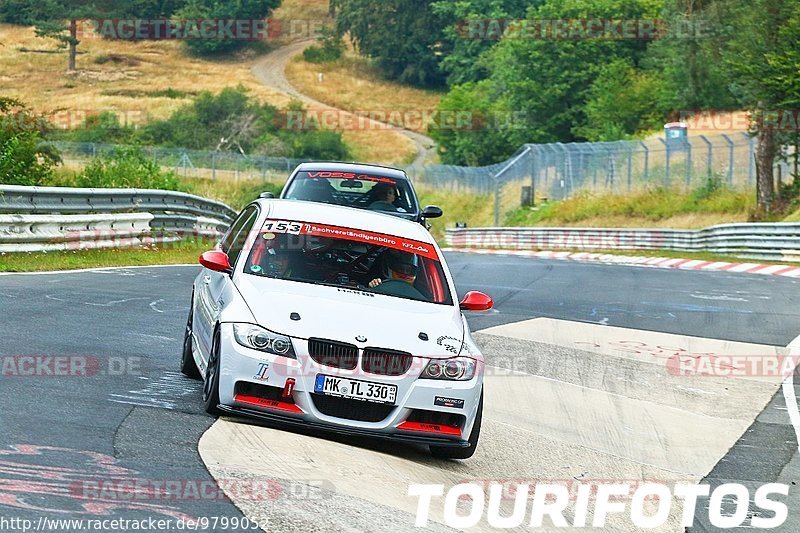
[
  {"xmin": 177, "ymin": 0, "xmax": 280, "ymax": 56},
  {"xmin": 431, "ymin": 0, "xmax": 532, "ymax": 86},
  {"xmin": 28, "ymin": 0, "xmax": 122, "ymax": 72},
  {"xmin": 576, "ymin": 58, "xmax": 666, "ymax": 141},
  {"xmin": 643, "ymin": 0, "xmax": 737, "ymax": 111},
  {"xmin": 335, "ymin": 0, "xmax": 449, "ymax": 87},
  {"xmin": 35, "ymin": 18, "xmax": 80, "ymax": 72},
  {"xmin": 432, "ymin": 0, "xmax": 658, "ymax": 164},
  {"xmin": 721, "ymin": 0, "xmax": 800, "ymax": 214}
]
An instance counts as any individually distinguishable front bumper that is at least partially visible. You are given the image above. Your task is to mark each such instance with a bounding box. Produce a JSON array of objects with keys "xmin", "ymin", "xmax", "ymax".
[
  {"xmin": 217, "ymin": 404, "xmax": 470, "ymax": 448},
  {"xmin": 216, "ymin": 323, "xmax": 483, "ymax": 445}
]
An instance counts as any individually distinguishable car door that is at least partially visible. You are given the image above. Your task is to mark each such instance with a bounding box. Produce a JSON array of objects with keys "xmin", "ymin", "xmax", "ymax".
[{"xmin": 194, "ymin": 205, "xmax": 259, "ymax": 367}]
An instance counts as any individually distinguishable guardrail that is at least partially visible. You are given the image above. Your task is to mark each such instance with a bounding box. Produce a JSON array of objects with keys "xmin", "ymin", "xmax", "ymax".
[
  {"xmin": 0, "ymin": 186, "xmax": 237, "ymax": 253},
  {"xmin": 445, "ymin": 224, "xmax": 800, "ymax": 261}
]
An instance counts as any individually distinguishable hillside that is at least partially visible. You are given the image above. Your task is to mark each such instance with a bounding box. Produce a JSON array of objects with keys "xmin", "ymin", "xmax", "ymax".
[{"xmin": 0, "ymin": 11, "xmax": 416, "ymax": 166}]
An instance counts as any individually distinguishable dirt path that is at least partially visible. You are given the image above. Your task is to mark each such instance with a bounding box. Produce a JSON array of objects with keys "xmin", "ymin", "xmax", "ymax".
[{"xmin": 251, "ymin": 40, "xmax": 436, "ymax": 167}]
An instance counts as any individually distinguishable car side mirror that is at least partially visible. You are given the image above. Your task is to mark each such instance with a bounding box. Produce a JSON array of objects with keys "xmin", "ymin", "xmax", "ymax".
[
  {"xmin": 259, "ymin": 192, "xmax": 275, "ymax": 199},
  {"xmin": 459, "ymin": 291, "xmax": 493, "ymax": 311},
  {"xmin": 422, "ymin": 205, "xmax": 443, "ymax": 219},
  {"xmin": 199, "ymin": 250, "xmax": 233, "ymax": 274}
]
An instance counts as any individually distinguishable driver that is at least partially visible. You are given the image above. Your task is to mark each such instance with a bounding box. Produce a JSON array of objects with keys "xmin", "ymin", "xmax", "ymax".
[
  {"xmin": 368, "ymin": 249, "xmax": 418, "ymax": 288},
  {"xmin": 248, "ymin": 234, "xmax": 292, "ymax": 278},
  {"xmin": 368, "ymin": 183, "xmax": 407, "ymax": 213}
]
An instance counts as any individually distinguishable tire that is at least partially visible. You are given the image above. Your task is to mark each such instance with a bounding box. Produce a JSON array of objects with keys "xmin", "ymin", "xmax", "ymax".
[
  {"xmin": 202, "ymin": 328, "xmax": 222, "ymax": 416},
  {"xmin": 180, "ymin": 299, "xmax": 202, "ymax": 379},
  {"xmin": 430, "ymin": 389, "xmax": 483, "ymax": 460}
]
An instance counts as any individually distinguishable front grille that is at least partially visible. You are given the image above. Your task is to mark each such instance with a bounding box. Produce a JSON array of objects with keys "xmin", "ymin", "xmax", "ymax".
[
  {"xmin": 308, "ymin": 338, "xmax": 359, "ymax": 370},
  {"xmin": 362, "ymin": 348, "xmax": 413, "ymax": 376},
  {"xmin": 311, "ymin": 394, "xmax": 395, "ymax": 422}
]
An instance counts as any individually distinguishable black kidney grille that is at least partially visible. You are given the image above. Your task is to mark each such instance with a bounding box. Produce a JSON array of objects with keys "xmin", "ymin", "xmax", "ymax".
[
  {"xmin": 362, "ymin": 348, "xmax": 413, "ymax": 376},
  {"xmin": 308, "ymin": 338, "xmax": 359, "ymax": 370}
]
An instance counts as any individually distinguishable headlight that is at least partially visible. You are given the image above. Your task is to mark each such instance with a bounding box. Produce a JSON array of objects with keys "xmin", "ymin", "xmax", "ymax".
[
  {"xmin": 233, "ymin": 324, "xmax": 296, "ymax": 358},
  {"xmin": 420, "ymin": 357, "xmax": 476, "ymax": 381}
]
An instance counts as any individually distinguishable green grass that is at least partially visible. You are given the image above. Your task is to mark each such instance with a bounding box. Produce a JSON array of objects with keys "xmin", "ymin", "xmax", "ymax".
[
  {"xmin": 416, "ymin": 187, "xmax": 495, "ymax": 241},
  {"xmin": 0, "ymin": 239, "xmax": 213, "ymax": 273},
  {"xmin": 182, "ymin": 177, "xmax": 283, "ymax": 210},
  {"xmin": 506, "ymin": 185, "xmax": 754, "ymax": 227}
]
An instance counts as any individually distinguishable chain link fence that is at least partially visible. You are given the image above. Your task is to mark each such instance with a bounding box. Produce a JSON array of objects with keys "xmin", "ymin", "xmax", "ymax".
[
  {"xmin": 51, "ymin": 142, "xmax": 306, "ymax": 182},
  {"xmin": 50, "ymin": 134, "xmax": 796, "ymax": 225}
]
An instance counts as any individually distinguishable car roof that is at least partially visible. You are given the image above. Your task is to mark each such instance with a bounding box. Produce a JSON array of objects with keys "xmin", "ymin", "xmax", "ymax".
[
  {"xmin": 292, "ymin": 161, "xmax": 409, "ymax": 180},
  {"xmin": 256, "ymin": 199, "xmax": 435, "ymax": 244}
]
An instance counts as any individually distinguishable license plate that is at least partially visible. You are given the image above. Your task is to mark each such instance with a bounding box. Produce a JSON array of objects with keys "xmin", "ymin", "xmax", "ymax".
[{"xmin": 314, "ymin": 374, "xmax": 397, "ymax": 404}]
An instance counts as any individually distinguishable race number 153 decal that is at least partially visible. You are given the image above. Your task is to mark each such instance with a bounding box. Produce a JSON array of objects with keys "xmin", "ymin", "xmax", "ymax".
[{"xmin": 263, "ymin": 220, "xmax": 303, "ymax": 235}]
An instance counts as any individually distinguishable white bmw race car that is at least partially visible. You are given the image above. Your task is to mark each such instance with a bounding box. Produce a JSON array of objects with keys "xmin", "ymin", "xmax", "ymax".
[{"xmin": 182, "ymin": 199, "xmax": 493, "ymax": 458}]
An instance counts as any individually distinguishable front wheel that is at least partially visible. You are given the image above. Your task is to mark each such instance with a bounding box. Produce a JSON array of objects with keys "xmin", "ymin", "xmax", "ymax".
[
  {"xmin": 202, "ymin": 328, "xmax": 222, "ymax": 415},
  {"xmin": 180, "ymin": 301, "xmax": 201, "ymax": 379},
  {"xmin": 430, "ymin": 389, "xmax": 483, "ymax": 460}
]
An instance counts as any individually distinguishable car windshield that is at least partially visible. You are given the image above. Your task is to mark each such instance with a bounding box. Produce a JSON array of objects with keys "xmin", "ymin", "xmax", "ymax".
[
  {"xmin": 283, "ymin": 171, "xmax": 418, "ymax": 216},
  {"xmin": 243, "ymin": 219, "xmax": 452, "ymax": 305}
]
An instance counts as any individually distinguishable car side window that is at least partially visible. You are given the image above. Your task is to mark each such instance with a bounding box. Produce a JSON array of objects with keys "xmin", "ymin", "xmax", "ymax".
[
  {"xmin": 221, "ymin": 208, "xmax": 253, "ymax": 252},
  {"xmin": 224, "ymin": 206, "xmax": 258, "ymax": 266}
]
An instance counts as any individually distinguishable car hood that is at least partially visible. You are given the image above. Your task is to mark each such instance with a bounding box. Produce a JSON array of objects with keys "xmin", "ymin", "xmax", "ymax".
[{"xmin": 235, "ymin": 276, "xmax": 465, "ymax": 358}]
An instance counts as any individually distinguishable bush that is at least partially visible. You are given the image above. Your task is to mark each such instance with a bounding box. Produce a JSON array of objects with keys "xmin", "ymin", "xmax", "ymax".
[
  {"xmin": 139, "ymin": 86, "xmax": 350, "ymax": 160},
  {"xmin": 56, "ymin": 111, "xmax": 136, "ymax": 144},
  {"xmin": 177, "ymin": 0, "xmax": 280, "ymax": 56},
  {"xmin": 285, "ymin": 130, "xmax": 349, "ymax": 160},
  {"xmin": 302, "ymin": 27, "xmax": 345, "ymax": 64},
  {"xmin": 74, "ymin": 145, "xmax": 189, "ymax": 191},
  {"xmin": 0, "ymin": 97, "xmax": 60, "ymax": 186}
]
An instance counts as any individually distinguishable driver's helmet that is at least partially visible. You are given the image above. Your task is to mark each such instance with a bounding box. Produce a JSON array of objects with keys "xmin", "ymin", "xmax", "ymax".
[
  {"xmin": 384, "ymin": 249, "xmax": 418, "ymax": 283},
  {"xmin": 250, "ymin": 236, "xmax": 290, "ymax": 277},
  {"xmin": 264, "ymin": 248, "xmax": 290, "ymax": 276}
]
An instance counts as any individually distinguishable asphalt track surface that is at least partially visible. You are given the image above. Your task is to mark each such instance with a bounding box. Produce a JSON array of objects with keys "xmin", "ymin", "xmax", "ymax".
[{"xmin": 0, "ymin": 252, "xmax": 798, "ymax": 531}]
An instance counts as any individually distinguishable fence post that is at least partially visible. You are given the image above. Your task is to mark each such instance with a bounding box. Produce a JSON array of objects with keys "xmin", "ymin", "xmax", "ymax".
[
  {"xmin": 699, "ymin": 135, "xmax": 712, "ymax": 177},
  {"xmin": 745, "ymin": 133, "xmax": 755, "ymax": 185},
  {"xmin": 627, "ymin": 145, "xmax": 633, "ymax": 192},
  {"xmin": 721, "ymin": 134, "xmax": 734, "ymax": 186},
  {"xmin": 639, "ymin": 141, "xmax": 649, "ymax": 182},
  {"xmin": 685, "ymin": 140, "xmax": 692, "ymax": 189},
  {"xmin": 493, "ymin": 178, "xmax": 501, "ymax": 226},
  {"xmin": 659, "ymin": 138, "xmax": 670, "ymax": 187},
  {"xmin": 492, "ymin": 145, "xmax": 532, "ymax": 225},
  {"xmin": 529, "ymin": 146, "xmax": 537, "ymax": 206}
]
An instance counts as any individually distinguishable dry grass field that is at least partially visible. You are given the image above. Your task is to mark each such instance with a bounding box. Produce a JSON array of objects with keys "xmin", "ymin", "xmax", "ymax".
[
  {"xmin": 0, "ymin": 0, "xmax": 416, "ymax": 165},
  {"xmin": 285, "ymin": 48, "xmax": 443, "ymax": 135},
  {"xmin": 0, "ymin": 24, "xmax": 290, "ymax": 122}
]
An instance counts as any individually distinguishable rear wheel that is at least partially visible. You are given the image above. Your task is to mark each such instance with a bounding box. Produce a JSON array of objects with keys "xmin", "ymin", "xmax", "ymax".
[
  {"xmin": 180, "ymin": 300, "xmax": 201, "ymax": 379},
  {"xmin": 430, "ymin": 390, "xmax": 483, "ymax": 460},
  {"xmin": 202, "ymin": 328, "xmax": 222, "ymax": 415}
]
